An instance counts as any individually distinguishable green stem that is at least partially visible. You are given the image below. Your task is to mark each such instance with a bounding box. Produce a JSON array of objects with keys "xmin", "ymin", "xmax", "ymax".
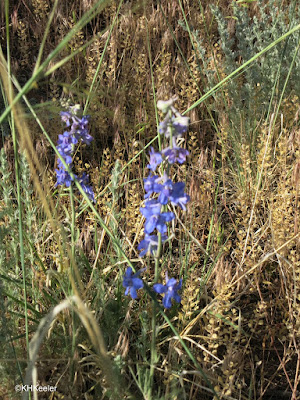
[
  {"xmin": 70, "ymin": 185, "xmax": 76, "ymax": 262},
  {"xmin": 169, "ymin": 110, "xmax": 174, "ymax": 148},
  {"xmin": 149, "ymin": 110, "xmax": 175, "ymax": 394},
  {"xmin": 69, "ymin": 185, "xmax": 76, "ymax": 376},
  {"xmin": 149, "ymin": 231, "xmax": 162, "ymax": 396},
  {"xmin": 154, "ymin": 232, "xmax": 162, "ymax": 282}
]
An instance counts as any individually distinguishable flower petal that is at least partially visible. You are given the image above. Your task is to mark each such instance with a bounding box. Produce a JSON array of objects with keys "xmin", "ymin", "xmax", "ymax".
[
  {"xmin": 153, "ymin": 283, "xmax": 167, "ymax": 294},
  {"xmin": 163, "ymin": 293, "xmax": 173, "ymax": 309}
]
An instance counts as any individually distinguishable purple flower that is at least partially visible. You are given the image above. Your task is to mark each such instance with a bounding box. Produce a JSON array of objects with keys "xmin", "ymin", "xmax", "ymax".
[
  {"xmin": 140, "ymin": 199, "xmax": 174, "ymax": 234},
  {"xmin": 158, "ymin": 118, "xmax": 169, "ymax": 135},
  {"xmin": 57, "ymin": 131, "xmax": 78, "ymax": 150},
  {"xmin": 169, "ymin": 182, "xmax": 190, "ymax": 211},
  {"xmin": 123, "ymin": 267, "xmax": 144, "ymax": 299},
  {"xmin": 147, "ymin": 147, "xmax": 163, "ymax": 171},
  {"xmin": 151, "ymin": 175, "xmax": 189, "ymax": 210},
  {"xmin": 157, "ymin": 174, "xmax": 173, "ymax": 205},
  {"xmin": 162, "ymin": 139, "xmax": 189, "ymax": 164},
  {"xmin": 144, "ymin": 174, "xmax": 163, "ymax": 199},
  {"xmin": 56, "ymin": 131, "xmax": 77, "ymax": 165},
  {"xmin": 153, "ymin": 273, "xmax": 182, "ymax": 309},
  {"xmin": 137, "ymin": 233, "xmax": 167, "ymax": 257},
  {"xmin": 55, "ymin": 168, "xmax": 75, "ymax": 187},
  {"xmin": 140, "ymin": 199, "xmax": 162, "ymax": 217},
  {"xmin": 155, "ymin": 212, "xmax": 175, "ymax": 233},
  {"xmin": 60, "ymin": 111, "xmax": 73, "ymax": 127},
  {"xmin": 137, "ymin": 97, "xmax": 189, "ymax": 273},
  {"xmin": 56, "ymin": 107, "xmax": 94, "ymax": 201},
  {"xmin": 57, "ymin": 148, "xmax": 73, "ymax": 165},
  {"xmin": 172, "ymin": 116, "xmax": 189, "ymax": 136},
  {"xmin": 78, "ymin": 173, "xmax": 95, "ymax": 202},
  {"xmin": 73, "ymin": 115, "xmax": 93, "ymax": 145}
]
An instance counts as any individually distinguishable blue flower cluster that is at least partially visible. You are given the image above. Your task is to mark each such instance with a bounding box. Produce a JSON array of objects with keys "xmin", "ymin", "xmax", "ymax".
[
  {"xmin": 123, "ymin": 98, "xmax": 190, "ymax": 309},
  {"xmin": 55, "ymin": 106, "xmax": 95, "ymax": 202},
  {"xmin": 153, "ymin": 273, "xmax": 183, "ymax": 309}
]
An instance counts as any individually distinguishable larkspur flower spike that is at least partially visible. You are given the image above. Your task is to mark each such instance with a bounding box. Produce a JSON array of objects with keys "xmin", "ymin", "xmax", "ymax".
[
  {"xmin": 123, "ymin": 98, "xmax": 189, "ymax": 308},
  {"xmin": 55, "ymin": 105, "xmax": 95, "ymax": 202}
]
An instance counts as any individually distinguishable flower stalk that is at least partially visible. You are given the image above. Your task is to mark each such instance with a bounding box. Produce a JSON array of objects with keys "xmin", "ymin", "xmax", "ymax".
[
  {"xmin": 55, "ymin": 104, "xmax": 95, "ymax": 203},
  {"xmin": 123, "ymin": 97, "xmax": 190, "ymax": 396},
  {"xmin": 123, "ymin": 97, "xmax": 190, "ymax": 304}
]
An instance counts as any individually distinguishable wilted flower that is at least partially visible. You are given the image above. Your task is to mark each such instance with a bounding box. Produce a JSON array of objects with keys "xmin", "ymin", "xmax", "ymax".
[
  {"xmin": 172, "ymin": 115, "xmax": 190, "ymax": 136},
  {"xmin": 157, "ymin": 97, "xmax": 177, "ymax": 112}
]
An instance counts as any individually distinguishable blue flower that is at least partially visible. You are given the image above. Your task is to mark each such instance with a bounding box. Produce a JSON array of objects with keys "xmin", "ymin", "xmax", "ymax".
[
  {"xmin": 61, "ymin": 111, "xmax": 93, "ymax": 146},
  {"xmin": 55, "ymin": 168, "xmax": 75, "ymax": 187},
  {"xmin": 78, "ymin": 173, "xmax": 95, "ymax": 202},
  {"xmin": 123, "ymin": 267, "xmax": 144, "ymax": 299},
  {"xmin": 140, "ymin": 199, "xmax": 161, "ymax": 217},
  {"xmin": 137, "ymin": 97, "xmax": 189, "ymax": 269},
  {"xmin": 151, "ymin": 175, "xmax": 189, "ymax": 210},
  {"xmin": 157, "ymin": 173, "xmax": 173, "ymax": 205},
  {"xmin": 72, "ymin": 115, "xmax": 93, "ymax": 145},
  {"xmin": 153, "ymin": 273, "xmax": 182, "ymax": 309},
  {"xmin": 137, "ymin": 233, "xmax": 167, "ymax": 257},
  {"xmin": 57, "ymin": 148, "xmax": 73, "ymax": 165},
  {"xmin": 143, "ymin": 174, "xmax": 163, "ymax": 199},
  {"xmin": 56, "ymin": 107, "xmax": 94, "ymax": 201},
  {"xmin": 154, "ymin": 212, "xmax": 175, "ymax": 233},
  {"xmin": 56, "ymin": 131, "xmax": 78, "ymax": 166},
  {"xmin": 147, "ymin": 147, "xmax": 163, "ymax": 171},
  {"xmin": 60, "ymin": 111, "xmax": 73, "ymax": 126},
  {"xmin": 140, "ymin": 199, "xmax": 175, "ymax": 234},
  {"xmin": 57, "ymin": 131, "xmax": 78, "ymax": 150},
  {"xmin": 169, "ymin": 182, "xmax": 190, "ymax": 211},
  {"xmin": 162, "ymin": 140, "xmax": 189, "ymax": 164}
]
